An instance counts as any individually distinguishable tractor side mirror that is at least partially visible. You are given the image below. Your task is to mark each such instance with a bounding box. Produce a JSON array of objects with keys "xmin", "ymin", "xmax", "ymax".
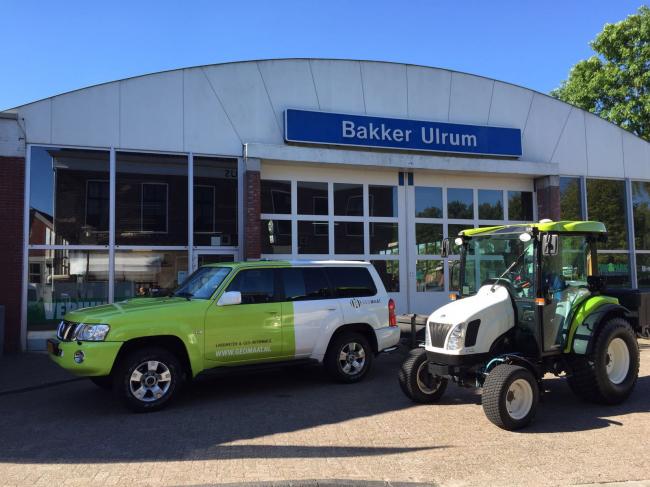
[
  {"xmin": 542, "ymin": 234, "xmax": 558, "ymax": 256},
  {"xmin": 441, "ymin": 238, "xmax": 450, "ymax": 258}
]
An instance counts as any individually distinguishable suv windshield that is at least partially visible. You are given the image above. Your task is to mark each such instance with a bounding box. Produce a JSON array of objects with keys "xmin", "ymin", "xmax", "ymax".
[
  {"xmin": 173, "ymin": 266, "xmax": 231, "ymax": 300},
  {"xmin": 462, "ymin": 233, "xmax": 535, "ymax": 298}
]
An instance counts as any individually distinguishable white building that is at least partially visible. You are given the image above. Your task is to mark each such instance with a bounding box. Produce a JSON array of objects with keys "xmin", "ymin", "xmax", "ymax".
[{"xmin": 1, "ymin": 58, "xmax": 649, "ymax": 351}]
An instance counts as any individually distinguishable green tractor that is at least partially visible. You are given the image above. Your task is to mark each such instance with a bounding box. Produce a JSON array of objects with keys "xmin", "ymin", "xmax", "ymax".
[{"xmin": 399, "ymin": 220, "xmax": 646, "ymax": 430}]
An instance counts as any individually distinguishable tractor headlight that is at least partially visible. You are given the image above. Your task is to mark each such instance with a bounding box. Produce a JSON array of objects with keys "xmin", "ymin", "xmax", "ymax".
[
  {"xmin": 74, "ymin": 324, "xmax": 110, "ymax": 341},
  {"xmin": 446, "ymin": 323, "xmax": 465, "ymax": 350}
]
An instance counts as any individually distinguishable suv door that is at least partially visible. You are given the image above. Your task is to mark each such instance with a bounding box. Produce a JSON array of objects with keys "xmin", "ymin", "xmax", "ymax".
[
  {"xmin": 205, "ymin": 268, "xmax": 283, "ymax": 364},
  {"xmin": 278, "ymin": 267, "xmax": 343, "ymax": 358}
]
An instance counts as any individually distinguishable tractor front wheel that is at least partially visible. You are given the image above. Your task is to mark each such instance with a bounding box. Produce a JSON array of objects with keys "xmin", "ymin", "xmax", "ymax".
[
  {"xmin": 398, "ymin": 348, "xmax": 447, "ymax": 403},
  {"xmin": 482, "ymin": 364, "xmax": 539, "ymax": 430},
  {"xmin": 567, "ymin": 317, "xmax": 639, "ymax": 405}
]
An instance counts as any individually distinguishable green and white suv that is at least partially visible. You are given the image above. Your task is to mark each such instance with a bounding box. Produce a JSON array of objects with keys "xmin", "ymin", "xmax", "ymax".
[{"xmin": 48, "ymin": 260, "xmax": 400, "ymax": 412}]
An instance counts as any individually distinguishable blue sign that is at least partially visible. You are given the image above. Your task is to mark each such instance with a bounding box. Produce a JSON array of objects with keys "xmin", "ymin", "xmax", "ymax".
[{"xmin": 285, "ymin": 109, "xmax": 522, "ymax": 157}]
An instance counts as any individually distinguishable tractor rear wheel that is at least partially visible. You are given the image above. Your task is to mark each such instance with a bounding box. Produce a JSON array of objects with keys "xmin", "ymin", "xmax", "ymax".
[
  {"xmin": 398, "ymin": 348, "xmax": 447, "ymax": 403},
  {"xmin": 482, "ymin": 364, "xmax": 539, "ymax": 430},
  {"xmin": 567, "ymin": 317, "xmax": 639, "ymax": 405}
]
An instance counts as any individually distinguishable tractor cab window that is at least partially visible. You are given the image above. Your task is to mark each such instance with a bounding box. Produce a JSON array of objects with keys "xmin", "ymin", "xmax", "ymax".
[
  {"xmin": 462, "ymin": 234, "xmax": 535, "ymax": 299},
  {"xmin": 540, "ymin": 235, "xmax": 592, "ymax": 351}
]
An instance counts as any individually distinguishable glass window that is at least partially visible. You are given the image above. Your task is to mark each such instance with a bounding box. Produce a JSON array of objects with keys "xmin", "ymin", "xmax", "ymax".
[
  {"xmin": 335, "ymin": 221, "xmax": 364, "ymax": 254},
  {"xmin": 449, "ymin": 224, "xmax": 470, "ymax": 254},
  {"xmin": 297, "ymin": 181, "xmax": 328, "ymax": 215},
  {"xmin": 86, "ymin": 180, "xmax": 109, "ymax": 234},
  {"xmin": 598, "ymin": 253, "xmax": 631, "ymax": 288},
  {"xmin": 261, "ymin": 219, "xmax": 291, "ymax": 254},
  {"xmin": 280, "ymin": 268, "xmax": 332, "ymax": 301},
  {"xmin": 27, "ymin": 250, "xmax": 109, "ymax": 330},
  {"xmin": 371, "ymin": 260, "xmax": 399, "ymax": 292},
  {"xmin": 325, "ymin": 267, "xmax": 377, "ymax": 297},
  {"xmin": 632, "ymin": 181, "xmax": 650, "ymax": 250},
  {"xmin": 369, "ymin": 185, "xmax": 397, "ymax": 217},
  {"xmin": 370, "ymin": 223, "xmax": 399, "ymax": 255},
  {"xmin": 261, "ymin": 180, "xmax": 291, "ymax": 214},
  {"xmin": 29, "ymin": 147, "xmax": 110, "ymax": 245},
  {"xmin": 416, "ymin": 260, "xmax": 444, "ymax": 292},
  {"xmin": 416, "ymin": 223, "xmax": 443, "ymax": 255},
  {"xmin": 415, "ymin": 187, "xmax": 443, "ymax": 218},
  {"xmin": 298, "ymin": 221, "xmax": 329, "ymax": 254},
  {"xmin": 173, "ymin": 266, "xmax": 231, "ymax": 300},
  {"xmin": 560, "ymin": 177, "xmax": 582, "ymax": 221},
  {"xmin": 508, "ymin": 191, "xmax": 533, "ymax": 221},
  {"xmin": 636, "ymin": 253, "xmax": 650, "ymax": 288},
  {"xmin": 141, "ymin": 183, "xmax": 168, "ymax": 232},
  {"xmin": 227, "ymin": 269, "xmax": 277, "ymax": 304},
  {"xmin": 447, "ymin": 188, "xmax": 473, "ymax": 219},
  {"xmin": 334, "ymin": 183, "xmax": 363, "ymax": 216},
  {"xmin": 194, "ymin": 157, "xmax": 238, "ymax": 246},
  {"xmin": 114, "ymin": 250, "xmax": 188, "ymax": 300},
  {"xmin": 586, "ymin": 179, "xmax": 628, "ymax": 250},
  {"xmin": 116, "ymin": 152, "xmax": 187, "ymax": 246},
  {"xmin": 478, "ymin": 189, "xmax": 503, "ymax": 220}
]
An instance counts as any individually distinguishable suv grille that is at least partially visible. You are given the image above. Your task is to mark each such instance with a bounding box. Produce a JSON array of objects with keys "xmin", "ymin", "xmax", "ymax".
[
  {"xmin": 56, "ymin": 320, "xmax": 79, "ymax": 341},
  {"xmin": 428, "ymin": 322, "xmax": 454, "ymax": 348}
]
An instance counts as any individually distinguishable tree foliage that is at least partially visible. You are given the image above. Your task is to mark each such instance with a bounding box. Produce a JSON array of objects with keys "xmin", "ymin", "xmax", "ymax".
[{"xmin": 552, "ymin": 6, "xmax": 650, "ymax": 141}]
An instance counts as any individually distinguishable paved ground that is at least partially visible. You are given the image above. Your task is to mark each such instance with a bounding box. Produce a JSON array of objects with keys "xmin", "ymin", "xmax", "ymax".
[{"xmin": 0, "ymin": 341, "xmax": 649, "ymax": 487}]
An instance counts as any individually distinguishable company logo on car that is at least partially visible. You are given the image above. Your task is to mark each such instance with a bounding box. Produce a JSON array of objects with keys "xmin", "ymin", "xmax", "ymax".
[{"xmin": 350, "ymin": 297, "xmax": 380, "ymax": 308}]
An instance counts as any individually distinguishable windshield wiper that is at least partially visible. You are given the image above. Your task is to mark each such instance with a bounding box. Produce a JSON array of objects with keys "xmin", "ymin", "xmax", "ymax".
[
  {"xmin": 173, "ymin": 291, "xmax": 193, "ymax": 301},
  {"xmin": 490, "ymin": 247, "xmax": 529, "ymax": 293}
]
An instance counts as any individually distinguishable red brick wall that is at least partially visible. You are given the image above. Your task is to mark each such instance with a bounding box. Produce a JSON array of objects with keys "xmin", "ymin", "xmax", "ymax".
[
  {"xmin": 0, "ymin": 156, "xmax": 25, "ymax": 352},
  {"xmin": 245, "ymin": 170, "xmax": 261, "ymax": 260}
]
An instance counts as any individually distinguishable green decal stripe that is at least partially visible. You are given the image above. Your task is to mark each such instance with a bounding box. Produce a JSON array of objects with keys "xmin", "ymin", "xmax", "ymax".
[{"xmin": 563, "ymin": 295, "xmax": 619, "ymax": 353}]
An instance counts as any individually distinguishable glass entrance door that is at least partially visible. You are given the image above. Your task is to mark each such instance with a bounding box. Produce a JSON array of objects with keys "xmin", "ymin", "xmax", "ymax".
[{"xmin": 192, "ymin": 251, "xmax": 236, "ymax": 271}]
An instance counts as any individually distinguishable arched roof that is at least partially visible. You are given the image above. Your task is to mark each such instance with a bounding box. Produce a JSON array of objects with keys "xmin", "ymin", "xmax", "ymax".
[{"xmin": 10, "ymin": 58, "xmax": 650, "ymax": 178}]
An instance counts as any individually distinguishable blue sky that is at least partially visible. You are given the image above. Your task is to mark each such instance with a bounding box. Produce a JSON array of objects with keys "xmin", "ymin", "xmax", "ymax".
[{"xmin": 1, "ymin": 1, "xmax": 644, "ymax": 110}]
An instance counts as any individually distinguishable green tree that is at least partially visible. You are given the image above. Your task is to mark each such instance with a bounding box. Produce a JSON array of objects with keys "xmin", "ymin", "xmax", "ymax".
[{"xmin": 552, "ymin": 6, "xmax": 650, "ymax": 141}]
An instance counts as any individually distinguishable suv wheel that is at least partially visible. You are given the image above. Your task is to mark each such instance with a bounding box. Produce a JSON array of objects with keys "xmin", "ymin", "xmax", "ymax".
[
  {"xmin": 114, "ymin": 347, "xmax": 184, "ymax": 412},
  {"xmin": 325, "ymin": 332, "xmax": 373, "ymax": 383}
]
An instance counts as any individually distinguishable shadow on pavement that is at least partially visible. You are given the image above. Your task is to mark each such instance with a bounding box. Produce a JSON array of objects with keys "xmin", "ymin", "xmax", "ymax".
[
  {"xmin": 1, "ymin": 346, "xmax": 649, "ymax": 463},
  {"xmin": 0, "ymin": 350, "xmax": 446, "ymax": 464}
]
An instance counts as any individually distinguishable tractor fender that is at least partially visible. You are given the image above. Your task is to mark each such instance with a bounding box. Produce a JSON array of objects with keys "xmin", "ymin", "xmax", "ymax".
[{"xmin": 568, "ymin": 303, "xmax": 631, "ymax": 355}]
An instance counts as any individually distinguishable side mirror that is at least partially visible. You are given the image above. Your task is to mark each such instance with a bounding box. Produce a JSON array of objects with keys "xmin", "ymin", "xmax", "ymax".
[
  {"xmin": 441, "ymin": 238, "xmax": 450, "ymax": 258},
  {"xmin": 217, "ymin": 290, "xmax": 241, "ymax": 306},
  {"xmin": 542, "ymin": 234, "xmax": 558, "ymax": 256}
]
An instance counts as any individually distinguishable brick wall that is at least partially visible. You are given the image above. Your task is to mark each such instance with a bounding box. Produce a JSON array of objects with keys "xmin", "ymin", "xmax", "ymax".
[
  {"xmin": 0, "ymin": 156, "xmax": 25, "ymax": 352},
  {"xmin": 244, "ymin": 170, "xmax": 261, "ymax": 260}
]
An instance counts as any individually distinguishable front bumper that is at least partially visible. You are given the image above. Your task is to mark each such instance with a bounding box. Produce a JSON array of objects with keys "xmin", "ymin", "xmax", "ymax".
[
  {"xmin": 376, "ymin": 326, "xmax": 401, "ymax": 352},
  {"xmin": 47, "ymin": 339, "xmax": 123, "ymax": 377}
]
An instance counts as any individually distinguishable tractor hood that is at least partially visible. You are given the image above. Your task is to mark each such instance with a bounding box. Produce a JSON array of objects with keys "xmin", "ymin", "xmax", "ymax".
[
  {"xmin": 426, "ymin": 284, "xmax": 516, "ymax": 355},
  {"xmin": 429, "ymin": 284, "xmax": 512, "ymax": 325}
]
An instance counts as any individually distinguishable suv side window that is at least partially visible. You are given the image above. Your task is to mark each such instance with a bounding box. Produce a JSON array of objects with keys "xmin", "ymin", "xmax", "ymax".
[
  {"xmin": 280, "ymin": 268, "xmax": 332, "ymax": 301},
  {"xmin": 226, "ymin": 269, "xmax": 277, "ymax": 304},
  {"xmin": 325, "ymin": 267, "xmax": 377, "ymax": 298}
]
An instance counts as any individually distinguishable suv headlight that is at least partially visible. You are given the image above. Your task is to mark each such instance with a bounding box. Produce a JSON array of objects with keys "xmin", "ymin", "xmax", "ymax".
[
  {"xmin": 446, "ymin": 323, "xmax": 465, "ymax": 350},
  {"xmin": 74, "ymin": 324, "xmax": 110, "ymax": 341}
]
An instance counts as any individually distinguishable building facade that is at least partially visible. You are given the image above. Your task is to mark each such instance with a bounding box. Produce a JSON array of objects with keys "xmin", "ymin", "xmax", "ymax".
[{"xmin": 1, "ymin": 58, "xmax": 650, "ymax": 352}]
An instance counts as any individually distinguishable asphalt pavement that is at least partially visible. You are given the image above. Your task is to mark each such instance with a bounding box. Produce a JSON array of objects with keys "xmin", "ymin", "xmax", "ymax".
[{"xmin": 0, "ymin": 342, "xmax": 649, "ymax": 486}]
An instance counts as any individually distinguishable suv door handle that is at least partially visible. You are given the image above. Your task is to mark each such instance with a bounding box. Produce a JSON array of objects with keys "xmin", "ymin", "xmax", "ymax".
[
  {"xmin": 266, "ymin": 311, "xmax": 279, "ymax": 315},
  {"xmin": 327, "ymin": 308, "xmax": 337, "ymax": 311}
]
